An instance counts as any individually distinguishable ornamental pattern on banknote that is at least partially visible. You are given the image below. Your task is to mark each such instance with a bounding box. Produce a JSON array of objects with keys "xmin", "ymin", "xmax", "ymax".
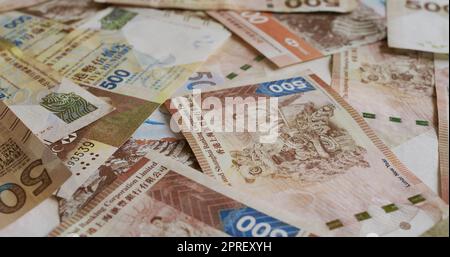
[
  {"xmin": 274, "ymin": 4, "xmax": 386, "ymax": 54},
  {"xmin": 39, "ymin": 92, "xmax": 98, "ymax": 124},
  {"xmin": 359, "ymin": 47, "xmax": 435, "ymax": 97},
  {"xmin": 100, "ymin": 8, "xmax": 138, "ymax": 30},
  {"xmin": 231, "ymin": 102, "xmax": 370, "ymax": 184}
]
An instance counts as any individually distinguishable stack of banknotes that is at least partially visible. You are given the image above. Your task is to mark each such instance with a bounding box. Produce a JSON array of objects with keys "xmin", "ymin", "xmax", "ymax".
[{"xmin": 0, "ymin": 0, "xmax": 448, "ymax": 237}]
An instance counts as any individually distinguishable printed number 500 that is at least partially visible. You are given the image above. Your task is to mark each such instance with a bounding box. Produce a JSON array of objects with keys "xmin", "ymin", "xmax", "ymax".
[{"xmin": 99, "ymin": 69, "xmax": 131, "ymax": 90}]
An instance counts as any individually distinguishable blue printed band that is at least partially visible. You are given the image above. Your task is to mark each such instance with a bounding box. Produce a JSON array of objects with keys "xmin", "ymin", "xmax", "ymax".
[
  {"xmin": 256, "ymin": 76, "xmax": 316, "ymax": 97},
  {"xmin": 220, "ymin": 207, "xmax": 300, "ymax": 237}
]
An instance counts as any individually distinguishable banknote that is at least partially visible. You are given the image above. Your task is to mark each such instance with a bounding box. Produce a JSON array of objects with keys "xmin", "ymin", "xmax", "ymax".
[
  {"xmin": 387, "ymin": 0, "xmax": 449, "ymax": 53},
  {"xmin": 48, "ymin": 87, "xmax": 159, "ymax": 200},
  {"xmin": 94, "ymin": 0, "xmax": 359, "ymax": 13},
  {"xmin": 165, "ymin": 70, "xmax": 449, "ymax": 236},
  {"xmin": 0, "ymin": 104, "xmax": 71, "ymax": 228},
  {"xmin": 208, "ymin": 0, "xmax": 386, "ymax": 67},
  {"xmin": 11, "ymin": 7, "xmax": 229, "ymax": 199},
  {"xmin": 0, "ymin": 40, "xmax": 114, "ymax": 143},
  {"xmin": 21, "ymin": 0, "xmax": 106, "ymax": 25},
  {"xmin": 434, "ymin": 54, "xmax": 449, "ymax": 203},
  {"xmin": 175, "ymin": 35, "xmax": 332, "ymax": 96},
  {"xmin": 57, "ymin": 108, "xmax": 200, "ymax": 221},
  {"xmin": 33, "ymin": 7, "xmax": 229, "ymax": 104},
  {"xmin": 0, "ymin": 11, "xmax": 69, "ymax": 57},
  {"xmin": 331, "ymin": 42, "xmax": 441, "ymax": 191},
  {"xmin": 0, "ymin": 0, "xmax": 46, "ymax": 12},
  {"xmin": 50, "ymin": 151, "xmax": 308, "ymax": 237}
]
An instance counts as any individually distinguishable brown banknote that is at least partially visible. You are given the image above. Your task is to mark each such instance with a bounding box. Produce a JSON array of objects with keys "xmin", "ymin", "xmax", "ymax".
[
  {"xmin": 208, "ymin": 0, "xmax": 386, "ymax": 67},
  {"xmin": 50, "ymin": 151, "xmax": 308, "ymax": 237},
  {"xmin": 332, "ymin": 42, "xmax": 450, "ymax": 203},
  {"xmin": 165, "ymin": 70, "xmax": 449, "ymax": 236},
  {"xmin": 0, "ymin": 102, "xmax": 71, "ymax": 228}
]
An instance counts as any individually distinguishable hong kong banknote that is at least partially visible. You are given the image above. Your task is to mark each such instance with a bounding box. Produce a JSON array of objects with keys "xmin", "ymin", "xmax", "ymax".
[
  {"xmin": 0, "ymin": 0, "xmax": 46, "ymax": 12},
  {"xmin": 95, "ymin": 0, "xmax": 359, "ymax": 13},
  {"xmin": 34, "ymin": 7, "xmax": 230, "ymax": 103},
  {"xmin": 165, "ymin": 70, "xmax": 449, "ymax": 236},
  {"xmin": 387, "ymin": 0, "xmax": 449, "ymax": 53},
  {"xmin": 0, "ymin": 12, "xmax": 69, "ymax": 61},
  {"xmin": 208, "ymin": 0, "xmax": 386, "ymax": 67},
  {"xmin": 434, "ymin": 54, "xmax": 449, "ymax": 203},
  {"xmin": 50, "ymin": 151, "xmax": 308, "ymax": 237},
  {"xmin": 0, "ymin": 40, "xmax": 114, "ymax": 144},
  {"xmin": 57, "ymin": 108, "xmax": 200, "ymax": 221},
  {"xmin": 332, "ymin": 42, "xmax": 441, "ymax": 194},
  {"xmin": 0, "ymin": 104, "xmax": 71, "ymax": 228},
  {"xmin": 1, "ymin": 8, "xmax": 230, "ymax": 199},
  {"xmin": 175, "ymin": 35, "xmax": 332, "ymax": 96}
]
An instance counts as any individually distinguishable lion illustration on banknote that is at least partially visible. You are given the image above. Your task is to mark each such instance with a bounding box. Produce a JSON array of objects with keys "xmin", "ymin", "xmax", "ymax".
[
  {"xmin": 231, "ymin": 102, "xmax": 370, "ymax": 184},
  {"xmin": 40, "ymin": 92, "xmax": 97, "ymax": 124}
]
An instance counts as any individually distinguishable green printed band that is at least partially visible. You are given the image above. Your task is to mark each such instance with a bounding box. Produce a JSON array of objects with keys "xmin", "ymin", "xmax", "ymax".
[
  {"xmin": 389, "ymin": 117, "xmax": 402, "ymax": 123},
  {"xmin": 326, "ymin": 219, "xmax": 344, "ymax": 230},
  {"xmin": 408, "ymin": 194, "xmax": 426, "ymax": 205},
  {"xmin": 355, "ymin": 212, "xmax": 371, "ymax": 221},
  {"xmin": 226, "ymin": 72, "xmax": 238, "ymax": 80},
  {"xmin": 382, "ymin": 203, "xmax": 399, "ymax": 213},
  {"xmin": 240, "ymin": 64, "xmax": 252, "ymax": 71},
  {"xmin": 363, "ymin": 112, "xmax": 376, "ymax": 119}
]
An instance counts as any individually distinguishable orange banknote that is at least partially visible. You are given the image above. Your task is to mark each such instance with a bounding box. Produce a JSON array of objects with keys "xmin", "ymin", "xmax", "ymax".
[{"xmin": 208, "ymin": 0, "xmax": 386, "ymax": 67}]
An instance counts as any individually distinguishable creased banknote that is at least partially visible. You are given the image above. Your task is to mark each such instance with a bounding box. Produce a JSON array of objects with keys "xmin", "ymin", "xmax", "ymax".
[
  {"xmin": 166, "ymin": 70, "xmax": 449, "ymax": 236},
  {"xmin": 0, "ymin": 11, "xmax": 69, "ymax": 60},
  {"xmin": 0, "ymin": 103, "xmax": 71, "ymax": 228},
  {"xmin": 387, "ymin": 0, "xmax": 449, "ymax": 53},
  {"xmin": 7, "ymin": 7, "xmax": 229, "ymax": 199},
  {"xmin": 35, "ymin": 7, "xmax": 230, "ymax": 103},
  {"xmin": 0, "ymin": 0, "xmax": 46, "ymax": 12},
  {"xmin": 50, "ymin": 151, "xmax": 307, "ymax": 237},
  {"xmin": 331, "ymin": 42, "xmax": 441, "ymax": 193},
  {"xmin": 434, "ymin": 54, "xmax": 449, "ymax": 203},
  {"xmin": 57, "ymin": 108, "xmax": 200, "ymax": 222},
  {"xmin": 208, "ymin": 0, "xmax": 386, "ymax": 67},
  {"xmin": 21, "ymin": 0, "xmax": 106, "ymax": 25},
  {"xmin": 95, "ymin": 0, "xmax": 359, "ymax": 13},
  {"xmin": 0, "ymin": 40, "xmax": 114, "ymax": 144}
]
